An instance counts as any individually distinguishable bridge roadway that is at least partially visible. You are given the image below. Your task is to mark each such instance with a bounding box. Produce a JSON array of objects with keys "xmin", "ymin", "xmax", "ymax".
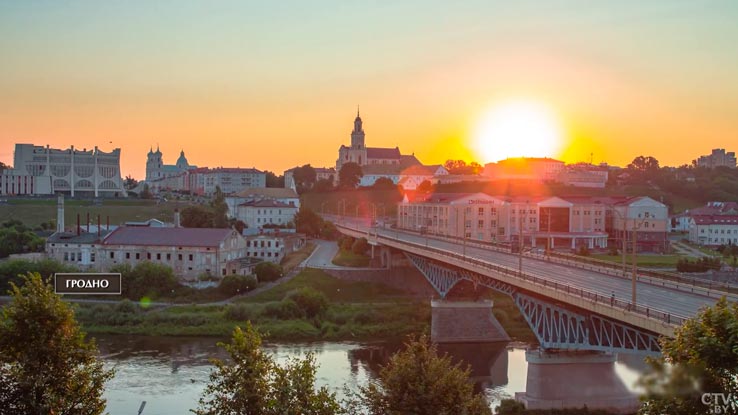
[{"xmin": 333, "ymin": 218, "xmax": 720, "ymax": 327}]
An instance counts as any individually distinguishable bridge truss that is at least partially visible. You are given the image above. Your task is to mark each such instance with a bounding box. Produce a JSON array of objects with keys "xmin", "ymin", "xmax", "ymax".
[{"xmin": 405, "ymin": 253, "xmax": 662, "ymax": 355}]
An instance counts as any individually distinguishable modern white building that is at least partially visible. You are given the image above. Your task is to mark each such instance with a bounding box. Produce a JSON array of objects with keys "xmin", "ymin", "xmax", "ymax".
[
  {"xmin": 689, "ymin": 215, "xmax": 738, "ymax": 246},
  {"xmin": 226, "ymin": 187, "xmax": 300, "ymax": 219},
  {"xmin": 188, "ymin": 167, "xmax": 266, "ymax": 195},
  {"xmin": 558, "ymin": 164, "xmax": 609, "ymax": 188},
  {"xmin": 396, "ymin": 192, "xmax": 611, "ymax": 250},
  {"xmin": 483, "ymin": 157, "xmax": 565, "ymax": 182},
  {"xmin": 1, "ymin": 144, "xmax": 126, "ymax": 197},
  {"xmin": 696, "ymin": 148, "xmax": 736, "ymax": 168},
  {"xmin": 234, "ymin": 199, "xmax": 298, "ymax": 229},
  {"xmin": 610, "ymin": 196, "xmax": 669, "ymax": 253},
  {"xmin": 244, "ymin": 233, "xmax": 306, "ymax": 263}
]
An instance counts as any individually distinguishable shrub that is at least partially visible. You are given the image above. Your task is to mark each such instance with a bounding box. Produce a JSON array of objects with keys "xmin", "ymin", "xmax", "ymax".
[
  {"xmin": 285, "ymin": 287, "xmax": 329, "ymax": 318},
  {"xmin": 351, "ymin": 237, "xmax": 369, "ymax": 255},
  {"xmin": 115, "ymin": 299, "xmax": 137, "ymax": 314},
  {"xmin": 340, "ymin": 236, "xmax": 354, "ymax": 252},
  {"xmin": 219, "ymin": 275, "xmax": 258, "ymax": 296},
  {"xmin": 255, "ymin": 262, "xmax": 283, "ymax": 283},
  {"xmin": 225, "ymin": 303, "xmax": 259, "ymax": 321},
  {"xmin": 263, "ymin": 300, "xmax": 304, "ymax": 320}
]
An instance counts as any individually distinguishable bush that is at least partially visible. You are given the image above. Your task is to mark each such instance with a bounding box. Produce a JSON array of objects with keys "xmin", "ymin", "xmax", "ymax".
[
  {"xmin": 285, "ymin": 287, "xmax": 329, "ymax": 318},
  {"xmin": 351, "ymin": 237, "xmax": 369, "ymax": 255},
  {"xmin": 219, "ymin": 275, "xmax": 258, "ymax": 296},
  {"xmin": 255, "ymin": 262, "xmax": 283, "ymax": 283},
  {"xmin": 225, "ymin": 303, "xmax": 259, "ymax": 321},
  {"xmin": 263, "ymin": 300, "xmax": 304, "ymax": 320},
  {"xmin": 115, "ymin": 299, "xmax": 137, "ymax": 314},
  {"xmin": 340, "ymin": 236, "xmax": 354, "ymax": 252}
]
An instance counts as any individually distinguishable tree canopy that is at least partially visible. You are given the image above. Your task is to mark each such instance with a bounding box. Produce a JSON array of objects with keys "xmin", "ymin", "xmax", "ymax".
[
  {"xmin": 293, "ymin": 164, "xmax": 318, "ymax": 193},
  {"xmin": 265, "ymin": 171, "xmax": 285, "ymax": 188},
  {"xmin": 354, "ymin": 335, "xmax": 491, "ymax": 415},
  {"xmin": 639, "ymin": 297, "xmax": 738, "ymax": 415},
  {"xmin": 0, "ymin": 272, "xmax": 114, "ymax": 414},
  {"xmin": 444, "ymin": 160, "xmax": 483, "ymax": 175},
  {"xmin": 0, "ymin": 220, "xmax": 45, "ymax": 259},
  {"xmin": 210, "ymin": 186, "xmax": 229, "ymax": 228},
  {"xmin": 194, "ymin": 323, "xmax": 341, "ymax": 415},
  {"xmin": 338, "ymin": 162, "xmax": 363, "ymax": 189}
]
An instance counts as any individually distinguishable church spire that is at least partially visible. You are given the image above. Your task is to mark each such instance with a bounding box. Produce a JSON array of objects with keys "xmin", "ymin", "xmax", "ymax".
[{"xmin": 357, "ymin": 105, "xmax": 360, "ymax": 117}]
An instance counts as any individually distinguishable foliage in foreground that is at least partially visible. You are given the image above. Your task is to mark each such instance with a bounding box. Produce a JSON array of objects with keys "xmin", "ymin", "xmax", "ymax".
[
  {"xmin": 193, "ymin": 322, "xmax": 342, "ymax": 415},
  {"xmin": 496, "ymin": 399, "xmax": 614, "ymax": 414},
  {"xmin": 0, "ymin": 272, "xmax": 114, "ymax": 415},
  {"xmin": 351, "ymin": 334, "xmax": 491, "ymax": 415},
  {"xmin": 638, "ymin": 297, "xmax": 738, "ymax": 415}
]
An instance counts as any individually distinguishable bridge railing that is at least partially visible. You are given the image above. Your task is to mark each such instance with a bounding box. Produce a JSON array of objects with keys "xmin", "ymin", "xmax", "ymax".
[
  {"xmin": 338, "ymin": 223, "xmax": 688, "ymax": 327},
  {"xmin": 369, "ymin": 224, "xmax": 738, "ymax": 300}
]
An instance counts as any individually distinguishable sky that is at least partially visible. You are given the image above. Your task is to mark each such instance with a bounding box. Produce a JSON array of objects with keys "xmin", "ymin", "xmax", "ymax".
[{"xmin": 1, "ymin": 0, "xmax": 737, "ymax": 179}]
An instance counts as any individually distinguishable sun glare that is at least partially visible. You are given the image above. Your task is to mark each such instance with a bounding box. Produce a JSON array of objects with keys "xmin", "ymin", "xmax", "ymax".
[{"xmin": 473, "ymin": 99, "xmax": 564, "ymax": 163}]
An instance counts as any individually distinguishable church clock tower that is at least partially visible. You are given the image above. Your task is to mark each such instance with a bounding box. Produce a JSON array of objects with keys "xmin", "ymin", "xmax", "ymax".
[{"xmin": 351, "ymin": 107, "xmax": 365, "ymax": 149}]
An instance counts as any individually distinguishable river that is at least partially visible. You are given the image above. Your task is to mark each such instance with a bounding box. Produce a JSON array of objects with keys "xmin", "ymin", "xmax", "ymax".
[{"xmin": 96, "ymin": 335, "xmax": 649, "ymax": 415}]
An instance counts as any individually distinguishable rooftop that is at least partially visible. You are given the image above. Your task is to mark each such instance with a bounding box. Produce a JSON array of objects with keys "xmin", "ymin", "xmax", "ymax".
[
  {"xmin": 367, "ymin": 147, "xmax": 402, "ymax": 159},
  {"xmin": 232, "ymin": 187, "xmax": 298, "ymax": 199},
  {"xmin": 102, "ymin": 227, "xmax": 237, "ymax": 247}
]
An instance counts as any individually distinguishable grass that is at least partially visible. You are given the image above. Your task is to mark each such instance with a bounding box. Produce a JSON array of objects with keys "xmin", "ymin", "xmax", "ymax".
[
  {"xmin": 75, "ymin": 268, "xmax": 431, "ymax": 341},
  {"xmin": 280, "ymin": 242, "xmax": 316, "ymax": 273},
  {"xmin": 331, "ymin": 249, "xmax": 370, "ymax": 267},
  {"xmin": 0, "ymin": 198, "xmax": 185, "ymax": 228}
]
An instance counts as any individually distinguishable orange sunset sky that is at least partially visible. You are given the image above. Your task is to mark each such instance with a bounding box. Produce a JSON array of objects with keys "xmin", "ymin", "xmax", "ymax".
[{"xmin": 1, "ymin": 1, "xmax": 737, "ymax": 179}]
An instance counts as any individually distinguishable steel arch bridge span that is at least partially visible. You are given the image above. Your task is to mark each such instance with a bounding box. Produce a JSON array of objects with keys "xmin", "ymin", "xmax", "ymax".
[{"xmin": 406, "ymin": 253, "xmax": 663, "ymax": 355}]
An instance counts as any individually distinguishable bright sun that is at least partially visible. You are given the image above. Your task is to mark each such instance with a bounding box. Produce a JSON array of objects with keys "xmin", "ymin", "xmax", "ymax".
[{"xmin": 473, "ymin": 99, "xmax": 564, "ymax": 163}]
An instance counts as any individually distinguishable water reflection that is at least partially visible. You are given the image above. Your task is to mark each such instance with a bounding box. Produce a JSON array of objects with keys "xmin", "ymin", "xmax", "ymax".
[{"xmin": 95, "ymin": 335, "xmax": 647, "ymax": 414}]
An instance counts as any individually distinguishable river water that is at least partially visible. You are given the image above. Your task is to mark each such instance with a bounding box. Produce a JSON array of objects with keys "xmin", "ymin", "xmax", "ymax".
[{"xmin": 96, "ymin": 335, "xmax": 648, "ymax": 415}]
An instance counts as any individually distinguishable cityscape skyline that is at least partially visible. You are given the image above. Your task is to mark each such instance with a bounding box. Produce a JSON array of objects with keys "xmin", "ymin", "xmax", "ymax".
[{"xmin": 2, "ymin": 1, "xmax": 738, "ymax": 178}]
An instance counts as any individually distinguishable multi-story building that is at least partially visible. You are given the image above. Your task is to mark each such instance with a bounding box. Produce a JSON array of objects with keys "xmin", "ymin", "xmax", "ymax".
[
  {"xmin": 284, "ymin": 167, "xmax": 337, "ymax": 189},
  {"xmin": 398, "ymin": 164, "xmax": 449, "ymax": 190},
  {"xmin": 483, "ymin": 157, "xmax": 565, "ymax": 182},
  {"xmin": 189, "ymin": 167, "xmax": 266, "ymax": 196},
  {"xmin": 244, "ymin": 233, "xmax": 306, "ymax": 263},
  {"xmin": 610, "ymin": 197, "xmax": 669, "ymax": 253},
  {"xmin": 558, "ymin": 163, "xmax": 609, "ymax": 188},
  {"xmin": 688, "ymin": 215, "xmax": 738, "ymax": 246},
  {"xmin": 98, "ymin": 227, "xmax": 247, "ymax": 279},
  {"xmin": 396, "ymin": 193, "xmax": 611, "ymax": 250},
  {"xmin": 225, "ymin": 187, "xmax": 300, "ymax": 219},
  {"xmin": 1, "ymin": 143, "xmax": 125, "ymax": 197},
  {"xmin": 234, "ymin": 199, "xmax": 298, "ymax": 229},
  {"xmin": 696, "ymin": 148, "xmax": 737, "ymax": 168}
]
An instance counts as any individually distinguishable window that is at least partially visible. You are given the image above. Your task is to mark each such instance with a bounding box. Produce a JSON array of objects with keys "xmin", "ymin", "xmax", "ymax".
[
  {"xmin": 465, "ymin": 220, "xmax": 471, "ymax": 228},
  {"xmin": 126, "ymin": 252, "xmax": 130, "ymax": 259},
  {"xmin": 189, "ymin": 254, "xmax": 193, "ymax": 261},
  {"xmin": 91, "ymin": 253, "xmax": 95, "ymax": 262},
  {"xmin": 478, "ymin": 207, "xmax": 484, "ymax": 215},
  {"xmin": 64, "ymin": 252, "xmax": 69, "ymax": 261},
  {"xmin": 136, "ymin": 253, "xmax": 140, "ymax": 260},
  {"xmin": 156, "ymin": 253, "xmax": 161, "ymax": 260},
  {"xmin": 178, "ymin": 254, "xmax": 182, "ymax": 260},
  {"xmin": 166, "ymin": 253, "xmax": 171, "ymax": 260},
  {"xmin": 478, "ymin": 219, "xmax": 484, "ymax": 228},
  {"xmin": 147, "ymin": 253, "xmax": 151, "ymax": 260},
  {"xmin": 110, "ymin": 252, "xmax": 114, "ymax": 259}
]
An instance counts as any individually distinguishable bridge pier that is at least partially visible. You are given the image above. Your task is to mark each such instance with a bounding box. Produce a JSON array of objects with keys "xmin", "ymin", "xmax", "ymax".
[
  {"xmin": 515, "ymin": 349, "xmax": 639, "ymax": 414},
  {"xmin": 431, "ymin": 300, "xmax": 510, "ymax": 343}
]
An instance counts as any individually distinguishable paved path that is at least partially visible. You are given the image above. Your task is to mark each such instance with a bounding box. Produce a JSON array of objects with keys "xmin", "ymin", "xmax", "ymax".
[
  {"xmin": 305, "ymin": 239, "xmax": 382, "ymax": 270},
  {"xmin": 671, "ymin": 241, "xmax": 715, "ymax": 259}
]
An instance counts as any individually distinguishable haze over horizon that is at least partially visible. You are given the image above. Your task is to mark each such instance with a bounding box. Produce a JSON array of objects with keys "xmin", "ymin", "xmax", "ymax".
[{"xmin": 2, "ymin": 0, "xmax": 737, "ymax": 179}]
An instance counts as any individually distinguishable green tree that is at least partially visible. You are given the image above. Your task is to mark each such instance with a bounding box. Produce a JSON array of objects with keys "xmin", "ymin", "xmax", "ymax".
[
  {"xmin": 0, "ymin": 273, "xmax": 114, "ymax": 414},
  {"xmin": 111, "ymin": 261, "xmax": 179, "ymax": 299},
  {"xmin": 639, "ymin": 297, "xmax": 738, "ymax": 415},
  {"xmin": 417, "ymin": 180, "xmax": 434, "ymax": 193},
  {"xmin": 210, "ymin": 186, "xmax": 229, "ymax": 228},
  {"xmin": 181, "ymin": 205, "xmax": 216, "ymax": 228},
  {"xmin": 314, "ymin": 178, "xmax": 335, "ymax": 192},
  {"xmin": 255, "ymin": 262, "xmax": 283, "ymax": 282},
  {"xmin": 265, "ymin": 171, "xmax": 285, "ymax": 188},
  {"xmin": 293, "ymin": 164, "xmax": 318, "ymax": 194},
  {"xmin": 219, "ymin": 274, "xmax": 257, "ymax": 296},
  {"xmin": 372, "ymin": 177, "xmax": 396, "ymax": 190},
  {"xmin": 123, "ymin": 174, "xmax": 138, "ymax": 190},
  {"xmin": 351, "ymin": 237, "xmax": 369, "ymax": 255},
  {"xmin": 140, "ymin": 183, "xmax": 153, "ymax": 199},
  {"xmin": 295, "ymin": 206, "xmax": 324, "ymax": 237},
  {"xmin": 355, "ymin": 335, "xmax": 491, "ymax": 415},
  {"xmin": 193, "ymin": 323, "xmax": 341, "ymax": 415},
  {"xmin": 338, "ymin": 162, "xmax": 363, "ymax": 189}
]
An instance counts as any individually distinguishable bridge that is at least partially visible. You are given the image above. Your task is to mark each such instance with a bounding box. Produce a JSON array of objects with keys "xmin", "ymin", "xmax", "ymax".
[{"xmin": 330, "ymin": 215, "xmax": 730, "ymax": 412}]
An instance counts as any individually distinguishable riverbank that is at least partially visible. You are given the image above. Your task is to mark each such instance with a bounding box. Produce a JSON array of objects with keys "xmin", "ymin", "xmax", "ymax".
[{"xmin": 75, "ymin": 267, "xmax": 537, "ymax": 343}]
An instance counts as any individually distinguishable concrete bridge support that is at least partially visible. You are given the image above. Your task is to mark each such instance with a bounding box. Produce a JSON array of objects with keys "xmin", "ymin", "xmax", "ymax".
[
  {"xmin": 431, "ymin": 300, "xmax": 510, "ymax": 343},
  {"xmin": 515, "ymin": 349, "xmax": 639, "ymax": 414}
]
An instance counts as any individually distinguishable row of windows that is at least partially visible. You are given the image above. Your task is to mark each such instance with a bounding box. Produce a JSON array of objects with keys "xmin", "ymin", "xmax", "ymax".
[
  {"xmin": 110, "ymin": 251, "xmax": 196, "ymax": 261},
  {"xmin": 245, "ymin": 251, "xmax": 280, "ymax": 258},
  {"xmin": 63, "ymin": 252, "xmax": 95, "ymax": 262},
  {"xmin": 704, "ymin": 228, "xmax": 738, "ymax": 234},
  {"xmin": 246, "ymin": 240, "xmax": 280, "ymax": 248}
]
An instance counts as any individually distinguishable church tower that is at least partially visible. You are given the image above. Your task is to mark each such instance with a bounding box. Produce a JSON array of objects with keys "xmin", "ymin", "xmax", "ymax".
[
  {"xmin": 351, "ymin": 107, "xmax": 365, "ymax": 149},
  {"xmin": 145, "ymin": 146, "xmax": 163, "ymax": 182}
]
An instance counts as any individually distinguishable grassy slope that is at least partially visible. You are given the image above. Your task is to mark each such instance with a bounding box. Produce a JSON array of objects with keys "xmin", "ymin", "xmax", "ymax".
[
  {"xmin": 331, "ymin": 249, "xmax": 370, "ymax": 267},
  {"xmin": 0, "ymin": 198, "xmax": 184, "ymax": 227}
]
